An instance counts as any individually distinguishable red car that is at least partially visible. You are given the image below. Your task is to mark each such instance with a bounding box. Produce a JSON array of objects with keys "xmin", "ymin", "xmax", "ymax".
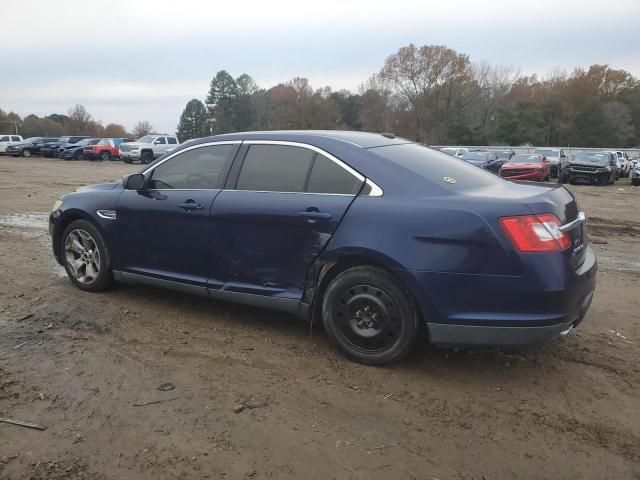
[
  {"xmin": 500, "ymin": 154, "xmax": 551, "ymax": 181},
  {"xmin": 83, "ymin": 138, "xmax": 120, "ymax": 161}
]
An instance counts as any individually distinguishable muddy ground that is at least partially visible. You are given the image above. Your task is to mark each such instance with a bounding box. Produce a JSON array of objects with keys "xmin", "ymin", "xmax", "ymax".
[{"xmin": 0, "ymin": 156, "xmax": 639, "ymax": 479}]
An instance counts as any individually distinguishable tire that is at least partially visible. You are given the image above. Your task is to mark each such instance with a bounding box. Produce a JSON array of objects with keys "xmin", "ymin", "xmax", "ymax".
[
  {"xmin": 321, "ymin": 266, "xmax": 420, "ymax": 365},
  {"xmin": 558, "ymin": 172, "xmax": 567, "ymax": 184},
  {"xmin": 22, "ymin": 149, "xmax": 31, "ymax": 158},
  {"xmin": 123, "ymin": 157, "xmax": 132, "ymax": 164},
  {"xmin": 140, "ymin": 151, "xmax": 153, "ymax": 164},
  {"xmin": 61, "ymin": 219, "xmax": 113, "ymax": 292},
  {"xmin": 100, "ymin": 151, "xmax": 111, "ymax": 161},
  {"xmin": 73, "ymin": 151, "xmax": 82, "ymax": 160},
  {"xmin": 632, "ymin": 177, "xmax": 640, "ymax": 187}
]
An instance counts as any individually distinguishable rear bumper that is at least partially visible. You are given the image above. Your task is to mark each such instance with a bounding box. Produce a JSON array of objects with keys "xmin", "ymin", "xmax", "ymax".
[{"xmin": 398, "ymin": 246, "xmax": 597, "ymax": 346}]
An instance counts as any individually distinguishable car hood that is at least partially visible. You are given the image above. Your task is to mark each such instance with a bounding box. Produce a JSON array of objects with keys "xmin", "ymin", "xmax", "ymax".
[
  {"xmin": 75, "ymin": 182, "xmax": 121, "ymax": 192},
  {"xmin": 120, "ymin": 142, "xmax": 149, "ymax": 148}
]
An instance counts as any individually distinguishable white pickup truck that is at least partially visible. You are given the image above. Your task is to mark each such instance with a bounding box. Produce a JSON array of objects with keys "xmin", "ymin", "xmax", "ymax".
[
  {"xmin": 0, "ymin": 134, "xmax": 23, "ymax": 153},
  {"xmin": 119, "ymin": 134, "xmax": 179, "ymax": 164}
]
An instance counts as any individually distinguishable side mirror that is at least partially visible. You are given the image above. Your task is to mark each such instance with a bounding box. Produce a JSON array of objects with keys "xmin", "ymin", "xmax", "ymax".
[{"xmin": 123, "ymin": 173, "xmax": 145, "ymax": 190}]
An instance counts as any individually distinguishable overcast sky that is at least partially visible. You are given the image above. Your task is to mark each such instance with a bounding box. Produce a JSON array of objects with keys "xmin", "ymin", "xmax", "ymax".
[{"xmin": 2, "ymin": 0, "xmax": 639, "ymax": 134}]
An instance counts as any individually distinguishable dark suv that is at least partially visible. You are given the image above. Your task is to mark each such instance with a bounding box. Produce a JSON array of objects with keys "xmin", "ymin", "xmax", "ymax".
[
  {"xmin": 559, "ymin": 151, "xmax": 618, "ymax": 185},
  {"xmin": 41, "ymin": 136, "xmax": 89, "ymax": 157},
  {"xmin": 6, "ymin": 137, "xmax": 60, "ymax": 157},
  {"xmin": 49, "ymin": 131, "xmax": 596, "ymax": 365}
]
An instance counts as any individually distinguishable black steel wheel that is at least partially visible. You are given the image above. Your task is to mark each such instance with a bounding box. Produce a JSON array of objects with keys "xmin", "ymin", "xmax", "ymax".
[
  {"xmin": 140, "ymin": 151, "xmax": 153, "ymax": 164},
  {"xmin": 322, "ymin": 266, "xmax": 419, "ymax": 365},
  {"xmin": 100, "ymin": 151, "xmax": 111, "ymax": 161}
]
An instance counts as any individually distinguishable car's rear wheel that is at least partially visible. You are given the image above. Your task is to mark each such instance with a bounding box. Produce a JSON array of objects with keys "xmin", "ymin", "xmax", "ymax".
[
  {"xmin": 100, "ymin": 151, "xmax": 111, "ymax": 161},
  {"xmin": 61, "ymin": 220, "xmax": 112, "ymax": 292},
  {"xmin": 322, "ymin": 266, "xmax": 420, "ymax": 365},
  {"xmin": 22, "ymin": 149, "xmax": 31, "ymax": 158},
  {"xmin": 141, "ymin": 152, "xmax": 153, "ymax": 164}
]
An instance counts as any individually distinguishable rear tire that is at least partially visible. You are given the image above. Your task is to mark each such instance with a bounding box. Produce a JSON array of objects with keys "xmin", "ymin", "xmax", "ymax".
[
  {"xmin": 61, "ymin": 220, "xmax": 113, "ymax": 292},
  {"xmin": 123, "ymin": 157, "xmax": 132, "ymax": 164},
  {"xmin": 22, "ymin": 149, "xmax": 31, "ymax": 158},
  {"xmin": 322, "ymin": 266, "xmax": 420, "ymax": 366},
  {"xmin": 100, "ymin": 151, "xmax": 111, "ymax": 161}
]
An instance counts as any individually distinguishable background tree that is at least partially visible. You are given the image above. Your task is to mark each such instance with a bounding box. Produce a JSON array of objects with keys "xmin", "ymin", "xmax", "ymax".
[
  {"xmin": 176, "ymin": 99, "xmax": 210, "ymax": 141},
  {"xmin": 66, "ymin": 104, "xmax": 93, "ymax": 134},
  {"xmin": 206, "ymin": 70, "xmax": 239, "ymax": 134},
  {"xmin": 104, "ymin": 123, "xmax": 129, "ymax": 138},
  {"xmin": 132, "ymin": 120, "xmax": 154, "ymax": 138}
]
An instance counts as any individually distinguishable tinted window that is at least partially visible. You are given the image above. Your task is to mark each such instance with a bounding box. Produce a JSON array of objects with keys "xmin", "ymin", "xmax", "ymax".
[
  {"xmin": 167, "ymin": 137, "xmax": 178, "ymax": 144},
  {"xmin": 155, "ymin": 137, "xmax": 166, "ymax": 144},
  {"xmin": 0, "ymin": 136, "xmax": 9, "ymax": 142},
  {"xmin": 150, "ymin": 144, "xmax": 235, "ymax": 189},
  {"xmin": 11, "ymin": 136, "xmax": 21, "ymax": 141},
  {"xmin": 307, "ymin": 154, "xmax": 362, "ymax": 194},
  {"xmin": 371, "ymin": 143, "xmax": 502, "ymax": 190},
  {"xmin": 237, "ymin": 145, "xmax": 314, "ymax": 192}
]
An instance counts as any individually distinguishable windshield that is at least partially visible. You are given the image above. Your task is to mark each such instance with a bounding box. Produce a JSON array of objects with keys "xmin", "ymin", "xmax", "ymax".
[
  {"xmin": 495, "ymin": 150, "xmax": 512, "ymax": 159},
  {"xmin": 441, "ymin": 148, "xmax": 456, "ymax": 156},
  {"xmin": 371, "ymin": 143, "xmax": 503, "ymax": 191},
  {"xmin": 572, "ymin": 152, "xmax": 610, "ymax": 166},
  {"xmin": 23, "ymin": 137, "xmax": 40, "ymax": 143},
  {"xmin": 58, "ymin": 137, "xmax": 71, "ymax": 143},
  {"xmin": 463, "ymin": 152, "xmax": 490, "ymax": 161},
  {"xmin": 137, "ymin": 136, "xmax": 154, "ymax": 143},
  {"xmin": 534, "ymin": 149, "xmax": 559, "ymax": 158},
  {"xmin": 509, "ymin": 154, "xmax": 542, "ymax": 164}
]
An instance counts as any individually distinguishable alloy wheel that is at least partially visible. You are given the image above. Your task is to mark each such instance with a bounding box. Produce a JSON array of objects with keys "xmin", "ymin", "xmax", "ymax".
[{"xmin": 64, "ymin": 229, "xmax": 101, "ymax": 285}]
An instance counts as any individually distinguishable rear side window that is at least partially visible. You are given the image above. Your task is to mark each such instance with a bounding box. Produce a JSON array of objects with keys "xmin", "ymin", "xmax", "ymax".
[
  {"xmin": 371, "ymin": 143, "xmax": 502, "ymax": 191},
  {"xmin": 307, "ymin": 154, "xmax": 362, "ymax": 195},
  {"xmin": 237, "ymin": 145, "xmax": 314, "ymax": 192},
  {"xmin": 167, "ymin": 137, "xmax": 178, "ymax": 144},
  {"xmin": 149, "ymin": 144, "xmax": 235, "ymax": 189}
]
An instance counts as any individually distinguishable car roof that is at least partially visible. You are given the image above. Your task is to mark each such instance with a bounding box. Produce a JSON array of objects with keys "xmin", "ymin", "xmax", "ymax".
[{"xmin": 194, "ymin": 130, "xmax": 411, "ymax": 149}]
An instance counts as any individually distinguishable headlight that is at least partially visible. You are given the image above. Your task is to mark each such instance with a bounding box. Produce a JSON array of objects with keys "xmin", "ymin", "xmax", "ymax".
[
  {"xmin": 606, "ymin": 166, "xmax": 612, "ymax": 172},
  {"xmin": 52, "ymin": 199, "xmax": 63, "ymax": 212}
]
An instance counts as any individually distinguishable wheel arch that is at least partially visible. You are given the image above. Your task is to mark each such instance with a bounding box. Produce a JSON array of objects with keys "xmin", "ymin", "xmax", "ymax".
[
  {"xmin": 305, "ymin": 249, "xmax": 429, "ymax": 334},
  {"xmin": 52, "ymin": 209, "xmax": 104, "ymax": 262}
]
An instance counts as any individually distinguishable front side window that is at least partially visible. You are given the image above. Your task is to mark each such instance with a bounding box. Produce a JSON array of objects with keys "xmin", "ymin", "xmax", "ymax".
[
  {"xmin": 236, "ymin": 145, "xmax": 314, "ymax": 192},
  {"xmin": 149, "ymin": 144, "xmax": 235, "ymax": 189},
  {"xmin": 307, "ymin": 153, "xmax": 362, "ymax": 194},
  {"xmin": 167, "ymin": 137, "xmax": 178, "ymax": 144},
  {"xmin": 11, "ymin": 136, "xmax": 21, "ymax": 141},
  {"xmin": 0, "ymin": 136, "xmax": 9, "ymax": 142},
  {"xmin": 155, "ymin": 137, "xmax": 166, "ymax": 145}
]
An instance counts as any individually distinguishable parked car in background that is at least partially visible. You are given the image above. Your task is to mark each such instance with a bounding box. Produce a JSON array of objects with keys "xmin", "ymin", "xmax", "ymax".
[
  {"xmin": 440, "ymin": 147, "xmax": 469, "ymax": 158},
  {"xmin": 533, "ymin": 148, "xmax": 567, "ymax": 178},
  {"xmin": 461, "ymin": 150, "xmax": 498, "ymax": 170},
  {"xmin": 48, "ymin": 130, "xmax": 596, "ymax": 365},
  {"xmin": 83, "ymin": 138, "xmax": 121, "ymax": 160},
  {"xmin": 493, "ymin": 148, "xmax": 515, "ymax": 161},
  {"xmin": 613, "ymin": 151, "xmax": 631, "ymax": 178},
  {"xmin": 119, "ymin": 134, "xmax": 179, "ymax": 164},
  {"xmin": 499, "ymin": 154, "xmax": 550, "ymax": 181},
  {"xmin": 59, "ymin": 138, "xmax": 99, "ymax": 160},
  {"xmin": 5, "ymin": 137, "xmax": 60, "ymax": 157},
  {"xmin": 41, "ymin": 136, "xmax": 89, "ymax": 157},
  {"xmin": 560, "ymin": 152, "xmax": 617, "ymax": 185},
  {"xmin": 0, "ymin": 134, "xmax": 23, "ymax": 153},
  {"xmin": 631, "ymin": 160, "xmax": 640, "ymax": 186}
]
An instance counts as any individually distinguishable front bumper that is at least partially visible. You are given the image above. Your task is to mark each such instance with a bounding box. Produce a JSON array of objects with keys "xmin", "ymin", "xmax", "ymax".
[
  {"xmin": 119, "ymin": 151, "xmax": 140, "ymax": 160},
  {"xmin": 567, "ymin": 168, "xmax": 610, "ymax": 184}
]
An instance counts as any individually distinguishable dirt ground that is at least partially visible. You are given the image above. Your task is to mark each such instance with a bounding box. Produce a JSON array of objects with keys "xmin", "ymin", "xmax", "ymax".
[{"xmin": 0, "ymin": 155, "xmax": 638, "ymax": 480}]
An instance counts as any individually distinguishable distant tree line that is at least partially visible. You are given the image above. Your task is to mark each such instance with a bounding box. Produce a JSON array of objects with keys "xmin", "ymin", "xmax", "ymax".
[
  {"xmin": 178, "ymin": 44, "xmax": 640, "ymax": 147},
  {"xmin": 0, "ymin": 104, "xmax": 154, "ymax": 139}
]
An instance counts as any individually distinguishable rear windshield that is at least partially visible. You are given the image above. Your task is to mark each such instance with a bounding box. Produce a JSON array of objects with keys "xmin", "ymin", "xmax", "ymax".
[{"xmin": 370, "ymin": 143, "xmax": 503, "ymax": 190}]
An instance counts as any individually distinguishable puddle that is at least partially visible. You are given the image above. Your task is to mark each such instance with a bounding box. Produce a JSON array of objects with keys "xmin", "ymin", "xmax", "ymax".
[
  {"xmin": 0, "ymin": 212, "xmax": 49, "ymax": 230},
  {"xmin": 596, "ymin": 251, "xmax": 640, "ymax": 273}
]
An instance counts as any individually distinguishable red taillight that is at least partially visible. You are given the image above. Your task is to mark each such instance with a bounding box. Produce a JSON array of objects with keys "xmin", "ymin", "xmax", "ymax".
[{"xmin": 499, "ymin": 213, "xmax": 570, "ymax": 253}]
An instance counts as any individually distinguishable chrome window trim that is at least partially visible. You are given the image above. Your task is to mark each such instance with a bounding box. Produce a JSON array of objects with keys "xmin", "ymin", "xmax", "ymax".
[
  {"xmin": 242, "ymin": 140, "xmax": 384, "ymax": 197},
  {"xmin": 140, "ymin": 140, "xmax": 243, "ymax": 175},
  {"xmin": 220, "ymin": 189, "xmax": 355, "ymax": 197}
]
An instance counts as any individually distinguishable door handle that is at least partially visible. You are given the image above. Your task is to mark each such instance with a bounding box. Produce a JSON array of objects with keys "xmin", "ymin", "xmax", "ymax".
[
  {"xmin": 298, "ymin": 210, "xmax": 332, "ymax": 220},
  {"xmin": 179, "ymin": 201, "xmax": 204, "ymax": 211}
]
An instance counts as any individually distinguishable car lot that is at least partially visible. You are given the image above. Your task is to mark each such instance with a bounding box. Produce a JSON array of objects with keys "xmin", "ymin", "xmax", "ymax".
[{"xmin": 0, "ymin": 156, "xmax": 639, "ymax": 479}]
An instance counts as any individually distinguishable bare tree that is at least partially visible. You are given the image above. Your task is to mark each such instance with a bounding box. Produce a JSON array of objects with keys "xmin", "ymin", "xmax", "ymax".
[
  {"xmin": 66, "ymin": 104, "xmax": 93, "ymax": 134},
  {"xmin": 132, "ymin": 120, "xmax": 154, "ymax": 138}
]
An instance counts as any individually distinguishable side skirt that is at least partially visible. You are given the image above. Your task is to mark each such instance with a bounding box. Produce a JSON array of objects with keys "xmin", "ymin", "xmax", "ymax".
[{"xmin": 113, "ymin": 271, "xmax": 310, "ymax": 320}]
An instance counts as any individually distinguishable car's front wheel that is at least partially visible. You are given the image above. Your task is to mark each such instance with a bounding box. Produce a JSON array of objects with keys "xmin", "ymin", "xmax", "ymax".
[
  {"xmin": 322, "ymin": 266, "xmax": 420, "ymax": 365},
  {"xmin": 61, "ymin": 220, "xmax": 113, "ymax": 292},
  {"xmin": 140, "ymin": 152, "xmax": 153, "ymax": 164},
  {"xmin": 100, "ymin": 151, "xmax": 111, "ymax": 161},
  {"xmin": 22, "ymin": 149, "xmax": 31, "ymax": 158}
]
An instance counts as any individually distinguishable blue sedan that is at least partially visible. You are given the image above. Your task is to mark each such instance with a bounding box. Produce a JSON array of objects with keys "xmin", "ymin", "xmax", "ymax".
[{"xmin": 49, "ymin": 131, "xmax": 597, "ymax": 365}]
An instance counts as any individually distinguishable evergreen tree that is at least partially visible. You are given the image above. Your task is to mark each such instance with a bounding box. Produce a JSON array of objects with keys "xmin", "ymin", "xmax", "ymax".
[
  {"xmin": 206, "ymin": 70, "xmax": 239, "ymax": 134},
  {"xmin": 177, "ymin": 99, "xmax": 209, "ymax": 141}
]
